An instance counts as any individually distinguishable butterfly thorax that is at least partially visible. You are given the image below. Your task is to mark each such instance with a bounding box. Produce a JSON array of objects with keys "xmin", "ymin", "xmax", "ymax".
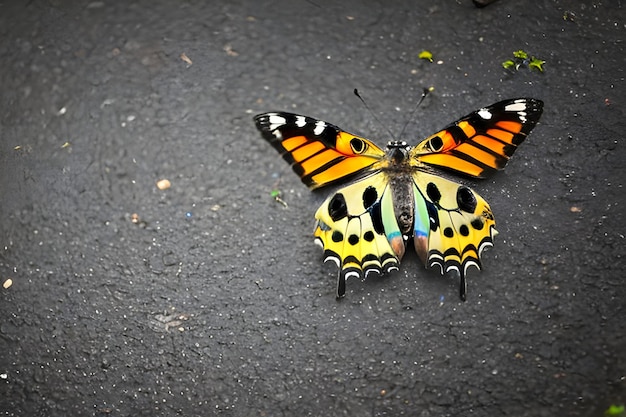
[
  {"xmin": 382, "ymin": 141, "xmax": 416, "ymax": 240},
  {"xmin": 382, "ymin": 140, "xmax": 414, "ymax": 171}
]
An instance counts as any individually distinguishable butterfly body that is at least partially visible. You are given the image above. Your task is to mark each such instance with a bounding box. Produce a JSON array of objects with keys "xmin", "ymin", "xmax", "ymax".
[{"xmin": 254, "ymin": 98, "xmax": 543, "ymax": 300}]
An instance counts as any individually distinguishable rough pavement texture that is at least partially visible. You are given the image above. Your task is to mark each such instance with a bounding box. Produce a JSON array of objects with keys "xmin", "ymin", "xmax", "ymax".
[{"xmin": 1, "ymin": 1, "xmax": 624, "ymax": 416}]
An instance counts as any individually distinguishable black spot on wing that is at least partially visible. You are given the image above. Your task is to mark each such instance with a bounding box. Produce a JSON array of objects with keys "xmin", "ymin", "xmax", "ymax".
[
  {"xmin": 471, "ymin": 218, "xmax": 484, "ymax": 231},
  {"xmin": 329, "ymin": 193, "xmax": 348, "ymax": 221},
  {"xmin": 362, "ymin": 186, "xmax": 378, "ymax": 210},
  {"xmin": 370, "ymin": 202, "xmax": 385, "ymax": 235},
  {"xmin": 350, "ymin": 138, "xmax": 366, "ymax": 153},
  {"xmin": 426, "ymin": 182, "xmax": 441, "ymax": 204},
  {"xmin": 457, "ymin": 186, "xmax": 477, "ymax": 213},
  {"xmin": 429, "ymin": 135, "xmax": 444, "ymax": 151}
]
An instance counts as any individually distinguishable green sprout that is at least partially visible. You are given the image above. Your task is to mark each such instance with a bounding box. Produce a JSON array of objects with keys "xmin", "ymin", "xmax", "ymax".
[
  {"xmin": 502, "ymin": 59, "xmax": 516, "ymax": 70},
  {"xmin": 418, "ymin": 50, "xmax": 433, "ymax": 62},
  {"xmin": 528, "ymin": 57, "xmax": 546, "ymax": 72},
  {"xmin": 513, "ymin": 50, "xmax": 528, "ymax": 60},
  {"xmin": 270, "ymin": 189, "xmax": 288, "ymax": 208},
  {"xmin": 502, "ymin": 49, "xmax": 545, "ymax": 72},
  {"xmin": 605, "ymin": 404, "xmax": 625, "ymax": 417}
]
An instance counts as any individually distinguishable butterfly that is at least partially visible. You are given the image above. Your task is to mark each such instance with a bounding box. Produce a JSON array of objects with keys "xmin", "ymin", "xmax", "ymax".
[{"xmin": 254, "ymin": 98, "xmax": 543, "ymax": 300}]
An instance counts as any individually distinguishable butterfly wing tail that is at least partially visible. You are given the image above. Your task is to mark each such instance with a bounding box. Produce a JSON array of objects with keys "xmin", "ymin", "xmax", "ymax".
[
  {"xmin": 414, "ymin": 173, "xmax": 497, "ymax": 300},
  {"xmin": 314, "ymin": 176, "xmax": 402, "ymax": 297},
  {"xmin": 315, "ymin": 214, "xmax": 401, "ymax": 298}
]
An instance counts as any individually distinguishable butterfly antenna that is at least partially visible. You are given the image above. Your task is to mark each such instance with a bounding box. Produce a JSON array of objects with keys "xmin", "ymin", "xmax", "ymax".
[
  {"xmin": 397, "ymin": 87, "xmax": 432, "ymax": 140},
  {"xmin": 353, "ymin": 88, "xmax": 397, "ymax": 141},
  {"xmin": 303, "ymin": 0, "xmax": 321, "ymax": 8}
]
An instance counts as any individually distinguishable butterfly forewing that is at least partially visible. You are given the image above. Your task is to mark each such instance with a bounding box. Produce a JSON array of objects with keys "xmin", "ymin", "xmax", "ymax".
[
  {"xmin": 411, "ymin": 98, "xmax": 543, "ymax": 178},
  {"xmin": 254, "ymin": 112, "xmax": 386, "ymax": 189}
]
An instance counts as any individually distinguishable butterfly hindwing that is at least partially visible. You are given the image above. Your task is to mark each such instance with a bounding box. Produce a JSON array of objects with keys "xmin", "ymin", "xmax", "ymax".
[
  {"xmin": 313, "ymin": 173, "xmax": 402, "ymax": 297},
  {"xmin": 254, "ymin": 112, "xmax": 385, "ymax": 189},
  {"xmin": 412, "ymin": 172, "xmax": 497, "ymax": 300},
  {"xmin": 411, "ymin": 98, "xmax": 543, "ymax": 178}
]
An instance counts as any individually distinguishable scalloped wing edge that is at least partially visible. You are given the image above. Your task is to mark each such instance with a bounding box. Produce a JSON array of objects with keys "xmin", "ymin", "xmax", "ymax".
[{"xmin": 427, "ymin": 226, "xmax": 498, "ymax": 300}]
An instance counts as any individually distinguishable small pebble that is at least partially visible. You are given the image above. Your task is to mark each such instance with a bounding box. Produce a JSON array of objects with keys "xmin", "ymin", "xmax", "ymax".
[{"xmin": 156, "ymin": 179, "xmax": 171, "ymax": 190}]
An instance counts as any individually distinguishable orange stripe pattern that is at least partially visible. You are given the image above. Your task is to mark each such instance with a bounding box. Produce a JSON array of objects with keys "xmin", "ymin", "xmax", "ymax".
[{"xmin": 412, "ymin": 98, "xmax": 543, "ymax": 178}]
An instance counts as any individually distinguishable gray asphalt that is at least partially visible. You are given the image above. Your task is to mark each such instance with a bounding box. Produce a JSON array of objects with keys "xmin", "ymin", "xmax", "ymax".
[{"xmin": 1, "ymin": 1, "xmax": 624, "ymax": 416}]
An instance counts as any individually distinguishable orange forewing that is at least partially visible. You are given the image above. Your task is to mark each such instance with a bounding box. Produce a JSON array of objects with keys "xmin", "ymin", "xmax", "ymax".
[
  {"xmin": 254, "ymin": 113, "xmax": 385, "ymax": 189},
  {"xmin": 411, "ymin": 98, "xmax": 543, "ymax": 178}
]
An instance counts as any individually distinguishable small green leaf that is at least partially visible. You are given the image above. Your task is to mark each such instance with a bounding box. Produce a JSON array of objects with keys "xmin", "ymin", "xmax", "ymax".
[
  {"xmin": 418, "ymin": 50, "xmax": 433, "ymax": 62},
  {"xmin": 502, "ymin": 59, "xmax": 516, "ymax": 69},
  {"xmin": 270, "ymin": 189, "xmax": 288, "ymax": 208},
  {"xmin": 528, "ymin": 57, "xmax": 545, "ymax": 72},
  {"xmin": 513, "ymin": 49, "xmax": 528, "ymax": 59},
  {"xmin": 605, "ymin": 404, "xmax": 625, "ymax": 417}
]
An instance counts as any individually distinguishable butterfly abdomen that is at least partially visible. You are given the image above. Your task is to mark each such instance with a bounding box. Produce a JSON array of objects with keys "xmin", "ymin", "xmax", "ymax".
[
  {"xmin": 388, "ymin": 174, "xmax": 414, "ymax": 238},
  {"xmin": 378, "ymin": 142, "xmax": 418, "ymax": 260}
]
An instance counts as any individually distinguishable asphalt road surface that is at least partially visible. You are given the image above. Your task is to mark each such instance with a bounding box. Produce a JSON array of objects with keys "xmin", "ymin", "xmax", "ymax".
[{"xmin": 1, "ymin": 1, "xmax": 624, "ymax": 416}]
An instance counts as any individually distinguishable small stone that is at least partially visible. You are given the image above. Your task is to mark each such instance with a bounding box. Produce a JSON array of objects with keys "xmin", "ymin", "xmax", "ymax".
[{"xmin": 156, "ymin": 179, "xmax": 171, "ymax": 190}]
